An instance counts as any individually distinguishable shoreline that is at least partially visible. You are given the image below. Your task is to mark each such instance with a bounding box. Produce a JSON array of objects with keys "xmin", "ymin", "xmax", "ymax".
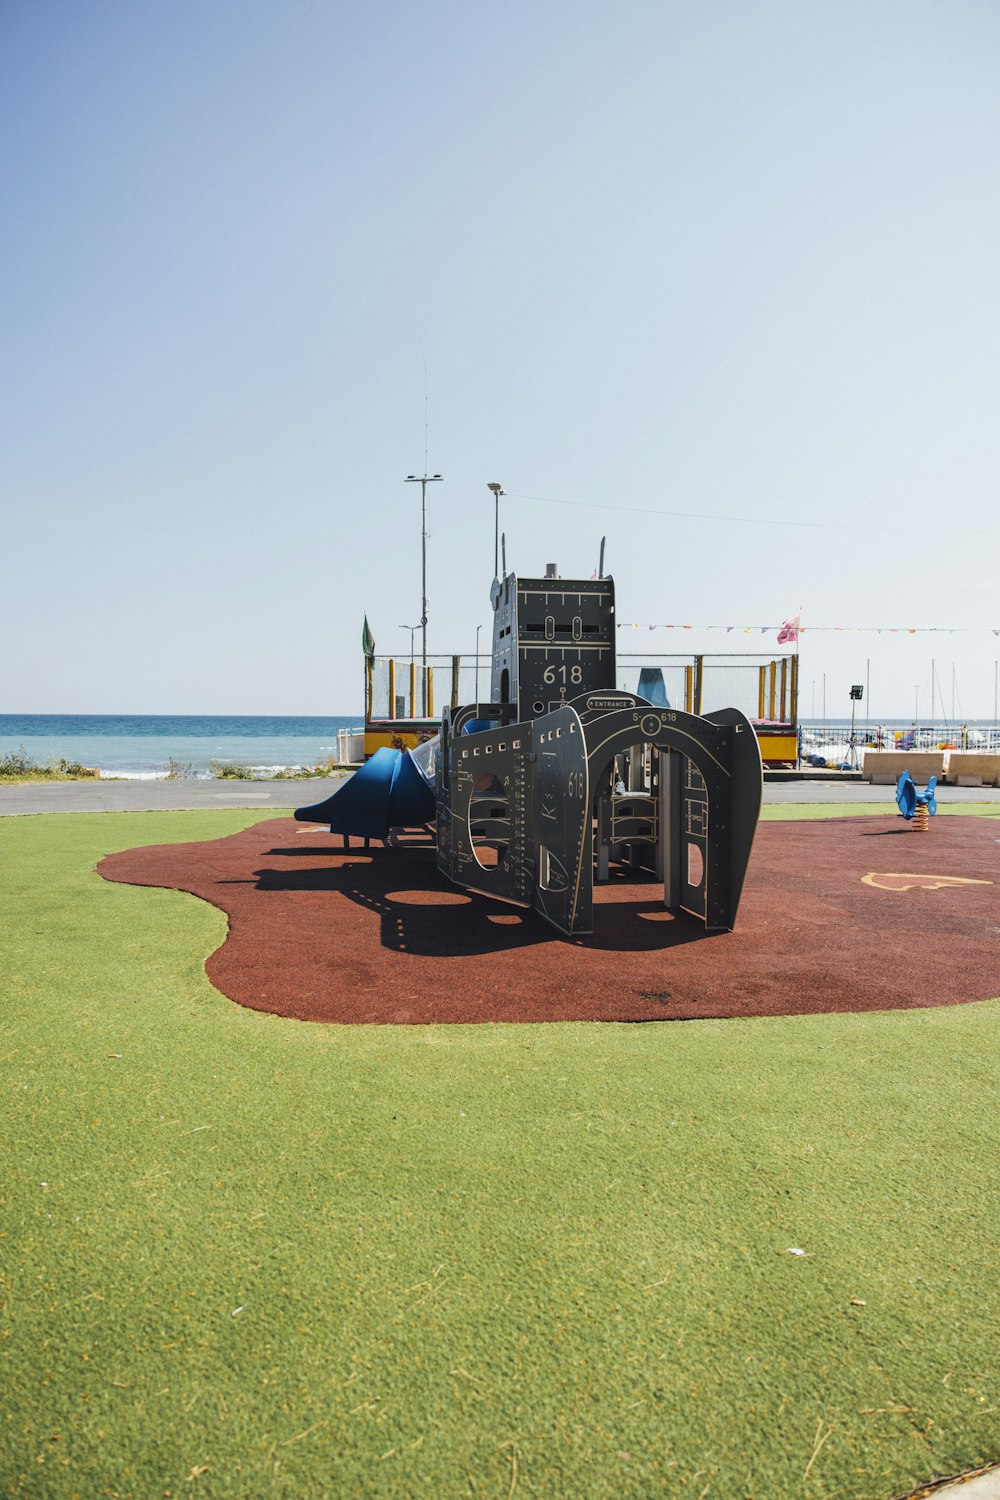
[{"xmin": 0, "ymin": 764, "xmax": 348, "ymax": 786}]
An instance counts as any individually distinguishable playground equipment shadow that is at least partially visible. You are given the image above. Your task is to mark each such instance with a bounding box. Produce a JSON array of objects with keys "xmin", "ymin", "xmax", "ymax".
[{"xmin": 253, "ymin": 841, "xmax": 712, "ymax": 958}]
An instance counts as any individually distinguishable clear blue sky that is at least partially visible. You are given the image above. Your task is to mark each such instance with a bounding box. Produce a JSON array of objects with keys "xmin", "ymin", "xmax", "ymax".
[{"xmin": 2, "ymin": 0, "xmax": 998, "ymax": 718}]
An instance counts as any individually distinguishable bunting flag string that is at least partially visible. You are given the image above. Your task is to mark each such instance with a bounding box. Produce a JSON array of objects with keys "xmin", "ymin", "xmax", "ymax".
[{"xmin": 617, "ymin": 623, "xmax": 1000, "ymax": 637}]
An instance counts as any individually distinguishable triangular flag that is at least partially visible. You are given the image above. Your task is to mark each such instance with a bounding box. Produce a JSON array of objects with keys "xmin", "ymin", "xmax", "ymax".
[{"xmin": 362, "ymin": 615, "xmax": 375, "ymax": 659}]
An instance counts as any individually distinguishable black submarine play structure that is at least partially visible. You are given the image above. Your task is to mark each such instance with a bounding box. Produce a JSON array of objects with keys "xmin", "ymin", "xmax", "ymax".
[{"xmin": 296, "ymin": 551, "xmax": 763, "ymax": 938}]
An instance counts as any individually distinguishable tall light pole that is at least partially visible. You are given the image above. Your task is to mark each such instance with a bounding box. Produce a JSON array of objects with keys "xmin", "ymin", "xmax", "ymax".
[
  {"xmin": 405, "ymin": 472, "xmax": 442, "ymax": 713},
  {"xmin": 399, "ymin": 624, "xmax": 418, "ymax": 666},
  {"xmin": 475, "ymin": 623, "xmax": 482, "ymax": 703},
  {"xmin": 487, "ymin": 483, "xmax": 505, "ymax": 578},
  {"xmin": 400, "ymin": 623, "xmax": 419, "ymax": 719}
]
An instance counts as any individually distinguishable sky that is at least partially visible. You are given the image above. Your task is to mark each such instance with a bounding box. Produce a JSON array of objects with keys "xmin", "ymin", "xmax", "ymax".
[{"xmin": 2, "ymin": 0, "xmax": 998, "ymax": 719}]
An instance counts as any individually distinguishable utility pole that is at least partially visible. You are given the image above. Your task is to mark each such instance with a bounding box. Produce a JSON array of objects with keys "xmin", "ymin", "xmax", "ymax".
[{"xmin": 405, "ymin": 472, "xmax": 443, "ymax": 713}]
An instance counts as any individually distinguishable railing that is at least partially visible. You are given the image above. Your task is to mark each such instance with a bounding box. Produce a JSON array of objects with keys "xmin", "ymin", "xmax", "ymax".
[
  {"xmin": 336, "ymin": 727, "xmax": 366, "ymax": 763},
  {"xmin": 800, "ymin": 721, "xmax": 1000, "ymax": 767},
  {"xmin": 368, "ymin": 656, "xmax": 492, "ymax": 722},
  {"xmin": 367, "ymin": 652, "xmax": 799, "ymax": 725},
  {"xmin": 617, "ymin": 654, "xmax": 798, "ymax": 723}
]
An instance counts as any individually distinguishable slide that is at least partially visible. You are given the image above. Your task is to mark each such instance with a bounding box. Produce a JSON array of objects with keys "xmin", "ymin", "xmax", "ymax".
[{"xmin": 294, "ymin": 744, "xmax": 436, "ymax": 839}]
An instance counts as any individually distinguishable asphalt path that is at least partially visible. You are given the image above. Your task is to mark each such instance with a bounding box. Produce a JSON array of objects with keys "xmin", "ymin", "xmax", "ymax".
[{"xmin": 1, "ymin": 774, "xmax": 999, "ymax": 816}]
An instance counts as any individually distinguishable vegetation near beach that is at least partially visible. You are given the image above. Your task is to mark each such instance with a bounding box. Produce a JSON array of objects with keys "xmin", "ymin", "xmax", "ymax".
[
  {"xmin": 208, "ymin": 758, "xmax": 341, "ymax": 780},
  {"xmin": 1, "ymin": 807, "xmax": 998, "ymax": 1499},
  {"xmin": 0, "ymin": 745, "xmax": 99, "ymax": 783},
  {"xmin": 0, "ymin": 751, "xmax": 343, "ymax": 784}
]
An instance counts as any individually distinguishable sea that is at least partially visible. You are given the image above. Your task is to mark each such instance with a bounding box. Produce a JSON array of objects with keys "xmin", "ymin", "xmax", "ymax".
[
  {"xmin": 0, "ymin": 715, "xmax": 364, "ymax": 779},
  {"xmin": 2, "ymin": 713, "xmax": 997, "ymax": 780}
]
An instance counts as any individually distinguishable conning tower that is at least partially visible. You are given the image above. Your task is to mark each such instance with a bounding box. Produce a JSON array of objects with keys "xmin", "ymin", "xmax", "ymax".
[{"xmin": 491, "ymin": 562, "xmax": 616, "ymax": 719}]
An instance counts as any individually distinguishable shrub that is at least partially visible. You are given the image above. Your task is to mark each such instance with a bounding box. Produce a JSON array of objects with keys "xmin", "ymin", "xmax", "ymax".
[
  {"xmin": 271, "ymin": 759, "xmax": 340, "ymax": 780},
  {"xmin": 0, "ymin": 745, "xmax": 35, "ymax": 776},
  {"xmin": 210, "ymin": 761, "xmax": 256, "ymax": 780},
  {"xmin": 0, "ymin": 746, "xmax": 99, "ymax": 780},
  {"xmin": 57, "ymin": 759, "xmax": 99, "ymax": 778}
]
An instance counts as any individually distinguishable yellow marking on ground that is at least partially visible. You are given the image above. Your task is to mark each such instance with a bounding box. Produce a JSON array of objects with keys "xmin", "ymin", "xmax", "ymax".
[{"xmin": 861, "ymin": 873, "xmax": 993, "ymax": 892}]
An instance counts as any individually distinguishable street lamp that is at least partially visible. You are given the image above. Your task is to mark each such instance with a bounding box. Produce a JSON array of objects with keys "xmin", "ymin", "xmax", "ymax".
[
  {"xmin": 405, "ymin": 472, "xmax": 443, "ymax": 713},
  {"xmin": 399, "ymin": 624, "xmax": 419, "ymax": 666},
  {"xmin": 487, "ymin": 483, "xmax": 505, "ymax": 578},
  {"xmin": 475, "ymin": 623, "xmax": 482, "ymax": 704},
  {"xmin": 399, "ymin": 623, "xmax": 419, "ymax": 719}
]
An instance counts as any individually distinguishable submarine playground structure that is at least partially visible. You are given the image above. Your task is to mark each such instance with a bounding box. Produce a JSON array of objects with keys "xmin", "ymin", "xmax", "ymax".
[{"xmin": 297, "ymin": 552, "xmax": 764, "ymax": 938}]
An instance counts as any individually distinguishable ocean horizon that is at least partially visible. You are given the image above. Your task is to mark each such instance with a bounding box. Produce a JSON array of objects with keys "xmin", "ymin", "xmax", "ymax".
[{"xmin": 0, "ymin": 714, "xmax": 364, "ymax": 778}]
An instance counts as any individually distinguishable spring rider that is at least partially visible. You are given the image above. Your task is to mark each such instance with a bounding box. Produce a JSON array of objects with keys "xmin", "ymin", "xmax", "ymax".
[{"xmin": 896, "ymin": 769, "xmax": 937, "ymax": 832}]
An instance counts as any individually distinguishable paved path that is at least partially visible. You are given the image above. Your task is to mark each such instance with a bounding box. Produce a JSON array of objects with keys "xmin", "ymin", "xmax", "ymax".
[
  {"xmin": 1, "ymin": 775, "xmax": 999, "ymax": 816},
  {"xmin": 0, "ymin": 777, "xmax": 346, "ymax": 816}
]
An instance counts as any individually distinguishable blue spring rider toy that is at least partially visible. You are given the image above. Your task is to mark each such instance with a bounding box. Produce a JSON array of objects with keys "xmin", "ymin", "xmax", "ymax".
[{"xmin": 896, "ymin": 769, "xmax": 937, "ymax": 825}]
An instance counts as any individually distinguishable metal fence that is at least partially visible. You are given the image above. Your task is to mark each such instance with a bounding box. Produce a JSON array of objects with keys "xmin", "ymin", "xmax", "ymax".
[
  {"xmin": 616, "ymin": 654, "xmax": 796, "ymax": 721},
  {"xmin": 369, "ymin": 656, "xmax": 491, "ymax": 720},
  {"xmin": 800, "ymin": 721, "xmax": 1000, "ymax": 767},
  {"xmin": 370, "ymin": 652, "xmax": 799, "ymax": 723}
]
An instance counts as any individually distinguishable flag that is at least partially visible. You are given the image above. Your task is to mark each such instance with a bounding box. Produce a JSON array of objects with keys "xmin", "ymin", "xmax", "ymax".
[
  {"xmin": 362, "ymin": 615, "xmax": 375, "ymax": 659},
  {"xmin": 777, "ymin": 612, "xmax": 800, "ymax": 646}
]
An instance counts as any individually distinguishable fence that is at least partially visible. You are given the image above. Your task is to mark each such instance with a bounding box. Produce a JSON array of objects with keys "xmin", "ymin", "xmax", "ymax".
[
  {"xmin": 800, "ymin": 721, "xmax": 1000, "ymax": 768},
  {"xmin": 368, "ymin": 656, "xmax": 491, "ymax": 721},
  {"xmin": 616, "ymin": 654, "xmax": 797, "ymax": 723},
  {"xmin": 368, "ymin": 651, "xmax": 798, "ymax": 724},
  {"xmin": 335, "ymin": 726, "xmax": 366, "ymax": 763}
]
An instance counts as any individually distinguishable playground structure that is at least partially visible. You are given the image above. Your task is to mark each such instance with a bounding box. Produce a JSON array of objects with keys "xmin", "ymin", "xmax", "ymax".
[
  {"xmin": 896, "ymin": 769, "xmax": 938, "ymax": 831},
  {"xmin": 298, "ymin": 556, "xmax": 764, "ymax": 936}
]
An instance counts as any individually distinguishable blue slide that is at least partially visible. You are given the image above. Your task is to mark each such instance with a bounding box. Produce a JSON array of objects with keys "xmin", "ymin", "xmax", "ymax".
[{"xmin": 294, "ymin": 746, "xmax": 435, "ymax": 839}]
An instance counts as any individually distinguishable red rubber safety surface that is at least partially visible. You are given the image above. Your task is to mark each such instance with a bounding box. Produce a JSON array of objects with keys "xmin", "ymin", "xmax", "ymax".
[{"xmin": 97, "ymin": 815, "xmax": 1000, "ymax": 1025}]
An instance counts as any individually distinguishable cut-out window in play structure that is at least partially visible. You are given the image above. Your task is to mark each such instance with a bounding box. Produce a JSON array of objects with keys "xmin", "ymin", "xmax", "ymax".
[{"xmin": 297, "ymin": 552, "xmax": 763, "ymax": 938}]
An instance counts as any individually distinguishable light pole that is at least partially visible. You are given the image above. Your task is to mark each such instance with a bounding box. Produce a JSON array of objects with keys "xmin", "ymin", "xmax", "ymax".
[
  {"xmin": 405, "ymin": 472, "xmax": 443, "ymax": 713},
  {"xmin": 399, "ymin": 623, "xmax": 418, "ymax": 666},
  {"xmin": 475, "ymin": 623, "xmax": 482, "ymax": 704},
  {"xmin": 487, "ymin": 483, "xmax": 505, "ymax": 578},
  {"xmin": 399, "ymin": 623, "xmax": 419, "ymax": 719}
]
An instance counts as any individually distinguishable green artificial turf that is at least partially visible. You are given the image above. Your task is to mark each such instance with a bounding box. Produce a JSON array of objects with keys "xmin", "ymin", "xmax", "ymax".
[{"xmin": 1, "ymin": 811, "xmax": 998, "ymax": 1500}]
